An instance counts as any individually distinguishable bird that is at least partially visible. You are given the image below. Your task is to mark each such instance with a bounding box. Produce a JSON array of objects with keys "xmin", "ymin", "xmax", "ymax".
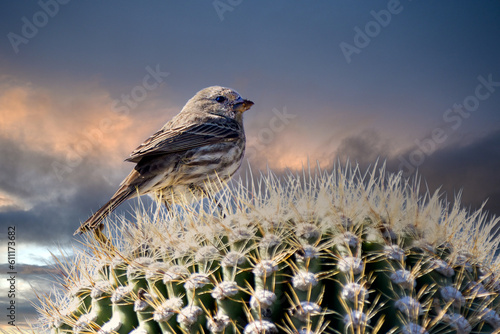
[{"xmin": 75, "ymin": 86, "xmax": 253, "ymax": 235}]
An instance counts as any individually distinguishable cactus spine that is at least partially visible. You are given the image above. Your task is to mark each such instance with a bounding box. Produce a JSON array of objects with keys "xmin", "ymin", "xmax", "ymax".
[{"xmin": 35, "ymin": 165, "xmax": 500, "ymax": 334}]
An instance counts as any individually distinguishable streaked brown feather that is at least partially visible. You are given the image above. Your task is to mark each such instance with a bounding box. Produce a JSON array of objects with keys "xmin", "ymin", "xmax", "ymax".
[{"xmin": 126, "ymin": 115, "xmax": 242, "ymax": 163}]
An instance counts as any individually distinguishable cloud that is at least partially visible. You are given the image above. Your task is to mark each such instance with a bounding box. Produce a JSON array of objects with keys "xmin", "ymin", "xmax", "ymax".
[
  {"xmin": 0, "ymin": 76, "xmax": 160, "ymax": 164},
  {"xmin": 0, "ymin": 131, "xmax": 149, "ymax": 243},
  {"xmin": 0, "ymin": 261, "xmax": 60, "ymax": 329},
  {"xmin": 391, "ymin": 129, "xmax": 500, "ymax": 216},
  {"xmin": 328, "ymin": 127, "xmax": 500, "ymax": 218},
  {"xmin": 242, "ymin": 105, "xmax": 386, "ymax": 171},
  {"xmin": 335, "ymin": 128, "xmax": 394, "ymax": 166},
  {"xmin": 0, "ymin": 191, "xmax": 24, "ymax": 212},
  {"xmin": 0, "ymin": 77, "xmax": 174, "ymax": 243},
  {"xmin": 0, "ymin": 263, "xmax": 57, "ymax": 276}
]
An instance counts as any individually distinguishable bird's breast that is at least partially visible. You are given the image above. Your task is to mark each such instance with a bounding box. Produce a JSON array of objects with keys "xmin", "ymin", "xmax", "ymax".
[{"xmin": 147, "ymin": 141, "xmax": 245, "ymax": 204}]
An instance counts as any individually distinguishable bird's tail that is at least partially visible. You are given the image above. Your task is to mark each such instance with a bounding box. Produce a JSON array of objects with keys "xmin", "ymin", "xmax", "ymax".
[{"xmin": 74, "ymin": 189, "xmax": 133, "ymax": 235}]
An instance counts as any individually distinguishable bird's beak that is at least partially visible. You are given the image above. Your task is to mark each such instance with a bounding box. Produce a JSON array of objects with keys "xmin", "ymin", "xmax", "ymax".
[{"xmin": 233, "ymin": 99, "xmax": 254, "ymax": 113}]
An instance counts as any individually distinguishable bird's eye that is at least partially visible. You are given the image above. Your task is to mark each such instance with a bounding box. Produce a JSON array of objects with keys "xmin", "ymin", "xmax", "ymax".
[{"xmin": 215, "ymin": 96, "xmax": 226, "ymax": 103}]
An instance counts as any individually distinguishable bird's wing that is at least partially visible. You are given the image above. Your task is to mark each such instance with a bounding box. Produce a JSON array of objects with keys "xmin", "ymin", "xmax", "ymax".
[{"xmin": 126, "ymin": 116, "xmax": 242, "ymax": 163}]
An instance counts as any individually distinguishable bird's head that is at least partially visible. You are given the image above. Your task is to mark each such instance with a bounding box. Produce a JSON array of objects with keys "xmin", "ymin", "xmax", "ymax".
[{"xmin": 183, "ymin": 86, "xmax": 254, "ymax": 122}]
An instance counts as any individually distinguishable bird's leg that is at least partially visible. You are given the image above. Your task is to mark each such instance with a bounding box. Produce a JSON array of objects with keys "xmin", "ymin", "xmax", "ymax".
[
  {"xmin": 94, "ymin": 224, "xmax": 116, "ymax": 252},
  {"xmin": 163, "ymin": 200, "xmax": 172, "ymax": 211},
  {"xmin": 218, "ymin": 204, "xmax": 227, "ymax": 218},
  {"xmin": 214, "ymin": 199, "xmax": 227, "ymax": 218},
  {"xmin": 151, "ymin": 190, "xmax": 171, "ymax": 222}
]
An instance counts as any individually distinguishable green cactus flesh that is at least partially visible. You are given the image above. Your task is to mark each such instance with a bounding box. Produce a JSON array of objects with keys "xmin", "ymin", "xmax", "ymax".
[{"xmin": 35, "ymin": 165, "xmax": 500, "ymax": 334}]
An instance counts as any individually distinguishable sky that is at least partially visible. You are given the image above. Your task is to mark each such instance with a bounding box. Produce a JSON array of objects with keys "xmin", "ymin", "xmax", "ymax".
[{"xmin": 0, "ymin": 0, "xmax": 499, "ymax": 330}]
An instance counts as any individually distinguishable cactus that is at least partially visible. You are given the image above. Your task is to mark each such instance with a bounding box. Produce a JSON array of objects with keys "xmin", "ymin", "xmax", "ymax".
[{"xmin": 34, "ymin": 164, "xmax": 500, "ymax": 334}]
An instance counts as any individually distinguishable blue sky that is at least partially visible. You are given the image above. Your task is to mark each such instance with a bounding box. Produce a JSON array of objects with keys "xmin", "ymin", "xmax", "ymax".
[{"xmin": 0, "ymin": 1, "xmax": 500, "ymax": 329}]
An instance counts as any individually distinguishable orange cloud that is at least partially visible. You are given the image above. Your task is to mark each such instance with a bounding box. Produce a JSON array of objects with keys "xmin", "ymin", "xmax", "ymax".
[
  {"xmin": 0, "ymin": 77, "xmax": 176, "ymax": 168},
  {"xmin": 243, "ymin": 107, "xmax": 360, "ymax": 171},
  {"xmin": 0, "ymin": 191, "xmax": 25, "ymax": 211}
]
